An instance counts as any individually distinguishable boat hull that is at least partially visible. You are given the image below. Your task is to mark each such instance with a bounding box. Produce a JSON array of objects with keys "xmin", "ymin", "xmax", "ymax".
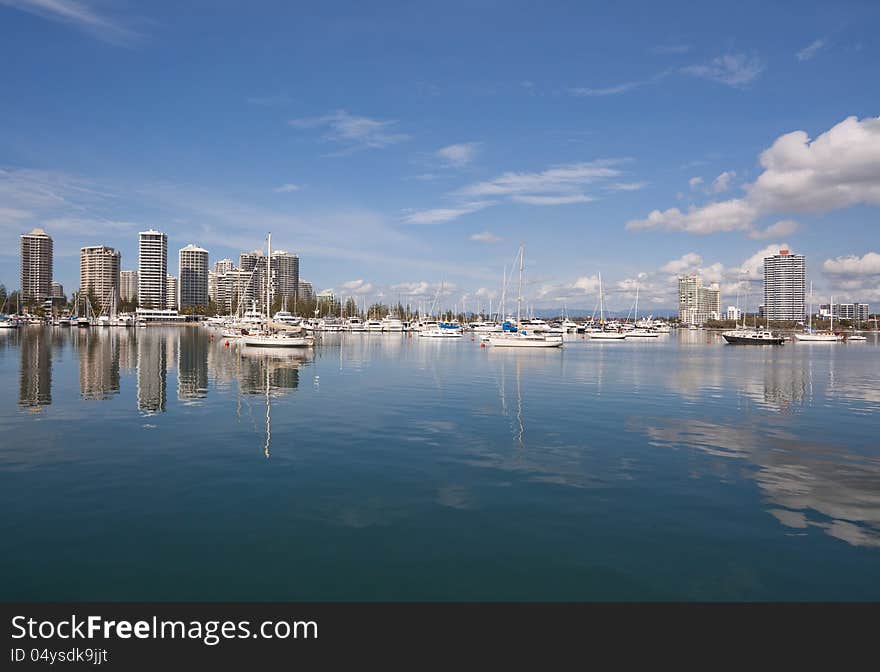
[{"xmin": 722, "ymin": 334, "xmax": 784, "ymax": 345}]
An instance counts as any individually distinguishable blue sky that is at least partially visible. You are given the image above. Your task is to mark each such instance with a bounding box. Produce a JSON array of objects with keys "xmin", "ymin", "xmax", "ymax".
[{"xmin": 1, "ymin": 0, "xmax": 878, "ymax": 312}]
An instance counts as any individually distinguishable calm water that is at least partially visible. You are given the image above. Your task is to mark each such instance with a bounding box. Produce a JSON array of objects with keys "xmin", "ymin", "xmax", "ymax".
[{"xmin": 1, "ymin": 326, "xmax": 879, "ymax": 600}]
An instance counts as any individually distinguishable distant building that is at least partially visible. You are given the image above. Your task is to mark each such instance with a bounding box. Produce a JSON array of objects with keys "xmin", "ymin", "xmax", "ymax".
[
  {"xmin": 215, "ymin": 268, "xmax": 253, "ymax": 314},
  {"xmin": 166, "ymin": 275, "xmax": 178, "ymax": 310},
  {"xmin": 51, "ymin": 282, "xmax": 64, "ymax": 299},
  {"xmin": 678, "ymin": 275, "xmax": 720, "ymax": 325},
  {"xmin": 240, "ymin": 248, "xmax": 299, "ymax": 311},
  {"xmin": 819, "ymin": 303, "xmax": 870, "ymax": 322},
  {"xmin": 120, "ymin": 270, "xmax": 138, "ymax": 302},
  {"xmin": 80, "ymin": 245, "xmax": 121, "ymax": 313},
  {"xmin": 138, "ymin": 230, "xmax": 167, "ymax": 309},
  {"xmin": 20, "ymin": 228, "xmax": 53, "ymax": 302},
  {"xmin": 725, "ymin": 306, "xmax": 741, "ymax": 321},
  {"xmin": 213, "ymin": 258, "xmax": 236, "ymax": 275},
  {"xmin": 178, "ymin": 244, "xmax": 209, "ymax": 311},
  {"xmin": 298, "ymin": 280, "xmax": 314, "ymax": 303},
  {"xmin": 763, "ymin": 249, "xmax": 805, "ymax": 322}
]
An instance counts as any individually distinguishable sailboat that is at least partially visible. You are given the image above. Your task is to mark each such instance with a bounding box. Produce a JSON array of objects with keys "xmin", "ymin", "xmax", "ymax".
[
  {"xmin": 589, "ymin": 272, "xmax": 626, "ymax": 340},
  {"xmin": 795, "ymin": 288, "xmax": 843, "ymax": 342},
  {"xmin": 627, "ymin": 280, "xmax": 660, "ymax": 337},
  {"xmin": 242, "ymin": 233, "xmax": 315, "ymax": 348},
  {"xmin": 488, "ymin": 246, "xmax": 562, "ymax": 348},
  {"xmin": 722, "ymin": 282, "xmax": 783, "ymax": 345}
]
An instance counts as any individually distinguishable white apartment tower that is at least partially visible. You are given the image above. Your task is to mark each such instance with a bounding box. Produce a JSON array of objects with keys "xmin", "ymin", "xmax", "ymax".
[
  {"xmin": 20, "ymin": 228, "xmax": 53, "ymax": 302},
  {"xmin": 138, "ymin": 230, "xmax": 168, "ymax": 309},
  {"xmin": 178, "ymin": 244, "xmax": 209, "ymax": 310},
  {"xmin": 166, "ymin": 275, "xmax": 178, "ymax": 310},
  {"xmin": 763, "ymin": 250, "xmax": 805, "ymax": 322},
  {"xmin": 678, "ymin": 274, "xmax": 721, "ymax": 325},
  {"xmin": 120, "ymin": 270, "xmax": 138, "ymax": 302},
  {"xmin": 80, "ymin": 245, "xmax": 121, "ymax": 312}
]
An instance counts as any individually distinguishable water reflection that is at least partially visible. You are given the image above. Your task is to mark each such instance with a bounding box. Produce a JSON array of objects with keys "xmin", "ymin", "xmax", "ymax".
[
  {"xmin": 137, "ymin": 332, "xmax": 167, "ymax": 413},
  {"xmin": 629, "ymin": 416, "xmax": 880, "ymax": 547},
  {"xmin": 19, "ymin": 328, "xmax": 51, "ymax": 411},
  {"xmin": 80, "ymin": 331, "xmax": 120, "ymax": 400}
]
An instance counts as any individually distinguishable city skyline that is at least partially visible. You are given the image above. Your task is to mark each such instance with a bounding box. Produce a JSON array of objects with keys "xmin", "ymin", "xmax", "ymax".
[{"xmin": 1, "ymin": 1, "xmax": 879, "ymax": 310}]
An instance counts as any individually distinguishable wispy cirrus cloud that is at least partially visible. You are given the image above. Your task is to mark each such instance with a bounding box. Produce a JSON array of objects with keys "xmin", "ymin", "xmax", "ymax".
[
  {"xmin": 469, "ymin": 231, "xmax": 502, "ymax": 243},
  {"xmin": 458, "ymin": 160, "xmax": 622, "ymax": 201},
  {"xmin": 797, "ymin": 38, "xmax": 827, "ymax": 62},
  {"xmin": 681, "ymin": 52, "xmax": 765, "ymax": 87},
  {"xmin": 289, "ymin": 110, "xmax": 410, "ymax": 155},
  {"xmin": 0, "ymin": 0, "xmax": 143, "ymax": 46},
  {"xmin": 568, "ymin": 81, "xmax": 643, "ymax": 97},
  {"xmin": 274, "ymin": 183, "xmax": 301, "ymax": 193},
  {"xmin": 651, "ymin": 43, "xmax": 692, "ymax": 55},
  {"xmin": 402, "ymin": 201, "xmax": 494, "ymax": 225}
]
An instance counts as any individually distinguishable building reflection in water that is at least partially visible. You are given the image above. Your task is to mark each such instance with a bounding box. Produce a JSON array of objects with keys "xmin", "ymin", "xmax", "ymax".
[
  {"xmin": 137, "ymin": 331, "xmax": 167, "ymax": 413},
  {"xmin": 19, "ymin": 327, "xmax": 51, "ymax": 411},
  {"xmin": 178, "ymin": 329, "xmax": 209, "ymax": 402},
  {"xmin": 238, "ymin": 347, "xmax": 309, "ymax": 459},
  {"xmin": 79, "ymin": 331, "xmax": 121, "ymax": 400}
]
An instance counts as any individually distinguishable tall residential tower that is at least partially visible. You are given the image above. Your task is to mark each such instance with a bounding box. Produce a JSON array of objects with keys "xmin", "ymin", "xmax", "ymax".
[
  {"xmin": 763, "ymin": 250, "xmax": 806, "ymax": 322},
  {"xmin": 20, "ymin": 228, "xmax": 53, "ymax": 303},
  {"xmin": 138, "ymin": 230, "xmax": 167, "ymax": 309}
]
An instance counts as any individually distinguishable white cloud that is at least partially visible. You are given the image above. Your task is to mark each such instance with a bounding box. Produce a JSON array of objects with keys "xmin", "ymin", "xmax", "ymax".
[
  {"xmin": 568, "ymin": 81, "xmax": 642, "ymax": 97},
  {"xmin": 510, "ymin": 193, "xmax": 595, "ymax": 205},
  {"xmin": 274, "ymin": 183, "xmax": 300, "ymax": 193},
  {"xmin": 689, "ymin": 176, "xmax": 703, "ymax": 189},
  {"xmin": 571, "ymin": 274, "xmax": 601, "ymax": 293},
  {"xmin": 823, "ymin": 252, "xmax": 880, "ymax": 277},
  {"xmin": 797, "ymin": 38, "xmax": 827, "ymax": 62},
  {"xmin": 681, "ymin": 52, "xmax": 765, "ymax": 87},
  {"xmin": 0, "ymin": 0, "xmax": 141, "ymax": 45},
  {"xmin": 738, "ymin": 243, "xmax": 791, "ymax": 280},
  {"xmin": 748, "ymin": 219, "xmax": 799, "ymax": 240},
  {"xmin": 402, "ymin": 201, "xmax": 494, "ymax": 224},
  {"xmin": 289, "ymin": 110, "xmax": 409, "ymax": 154},
  {"xmin": 660, "ymin": 252, "xmax": 703, "ymax": 274},
  {"xmin": 711, "ymin": 171, "xmax": 736, "ymax": 193},
  {"xmin": 459, "ymin": 160, "xmax": 621, "ymax": 203},
  {"xmin": 470, "ymin": 231, "xmax": 501, "ymax": 243},
  {"xmin": 629, "ymin": 115, "xmax": 880, "ymax": 237},
  {"xmin": 340, "ymin": 279, "xmax": 374, "ymax": 295},
  {"xmin": 608, "ymin": 181, "xmax": 648, "ymax": 192},
  {"xmin": 436, "ymin": 142, "xmax": 480, "ymax": 168}
]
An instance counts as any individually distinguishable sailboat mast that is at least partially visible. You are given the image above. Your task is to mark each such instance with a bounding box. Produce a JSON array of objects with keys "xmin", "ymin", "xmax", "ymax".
[
  {"xmin": 266, "ymin": 232, "xmax": 271, "ymax": 326},
  {"xmin": 517, "ymin": 245, "xmax": 523, "ymax": 324}
]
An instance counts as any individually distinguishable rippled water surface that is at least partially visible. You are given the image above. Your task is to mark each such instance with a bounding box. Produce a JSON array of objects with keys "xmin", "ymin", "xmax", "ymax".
[{"xmin": 2, "ymin": 326, "xmax": 879, "ymax": 600}]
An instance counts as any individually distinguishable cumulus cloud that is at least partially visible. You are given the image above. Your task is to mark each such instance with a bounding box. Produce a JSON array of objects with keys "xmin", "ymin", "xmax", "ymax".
[
  {"xmin": 340, "ymin": 279, "xmax": 374, "ymax": 295},
  {"xmin": 738, "ymin": 243, "xmax": 791, "ymax": 280},
  {"xmin": 628, "ymin": 116, "xmax": 880, "ymax": 237},
  {"xmin": 823, "ymin": 252, "xmax": 880, "ymax": 276},
  {"xmin": 748, "ymin": 219, "xmax": 799, "ymax": 240},
  {"xmin": 689, "ymin": 176, "xmax": 703, "ymax": 189},
  {"xmin": 660, "ymin": 252, "xmax": 703, "ymax": 274},
  {"xmin": 436, "ymin": 142, "xmax": 480, "ymax": 168},
  {"xmin": 711, "ymin": 171, "xmax": 736, "ymax": 193},
  {"xmin": 681, "ymin": 52, "xmax": 765, "ymax": 87}
]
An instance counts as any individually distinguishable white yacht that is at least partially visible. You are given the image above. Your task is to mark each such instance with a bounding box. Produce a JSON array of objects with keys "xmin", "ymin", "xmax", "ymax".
[
  {"xmin": 272, "ymin": 310, "xmax": 300, "ymax": 327},
  {"xmin": 381, "ymin": 315, "xmax": 404, "ymax": 332},
  {"xmin": 795, "ymin": 290, "xmax": 843, "ymax": 342},
  {"xmin": 487, "ymin": 247, "xmax": 562, "ymax": 349},
  {"xmin": 365, "ymin": 318, "xmax": 383, "ymax": 332},
  {"xmin": 419, "ymin": 322, "xmax": 463, "ymax": 338},
  {"xmin": 346, "ymin": 316, "xmax": 367, "ymax": 332},
  {"xmin": 587, "ymin": 273, "xmax": 627, "ymax": 340},
  {"xmin": 0, "ymin": 315, "xmax": 18, "ymax": 329}
]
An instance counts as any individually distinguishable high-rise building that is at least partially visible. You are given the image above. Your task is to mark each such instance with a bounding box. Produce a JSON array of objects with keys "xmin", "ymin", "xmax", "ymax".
[
  {"xmin": 764, "ymin": 250, "xmax": 805, "ymax": 322},
  {"xmin": 298, "ymin": 280, "xmax": 314, "ymax": 303},
  {"xmin": 819, "ymin": 303, "xmax": 870, "ymax": 322},
  {"xmin": 178, "ymin": 244, "xmax": 209, "ymax": 311},
  {"xmin": 213, "ymin": 258, "xmax": 236, "ymax": 275},
  {"xmin": 216, "ymin": 268, "xmax": 254, "ymax": 314},
  {"xmin": 138, "ymin": 230, "xmax": 167, "ymax": 309},
  {"xmin": 725, "ymin": 306, "xmax": 741, "ymax": 321},
  {"xmin": 120, "ymin": 270, "xmax": 138, "ymax": 302},
  {"xmin": 166, "ymin": 275, "xmax": 178, "ymax": 310},
  {"xmin": 678, "ymin": 275, "xmax": 720, "ymax": 325},
  {"xmin": 80, "ymin": 245, "xmax": 121, "ymax": 312},
  {"xmin": 20, "ymin": 228, "xmax": 53, "ymax": 302},
  {"xmin": 51, "ymin": 282, "xmax": 64, "ymax": 299},
  {"xmin": 271, "ymin": 250, "xmax": 299, "ymax": 308}
]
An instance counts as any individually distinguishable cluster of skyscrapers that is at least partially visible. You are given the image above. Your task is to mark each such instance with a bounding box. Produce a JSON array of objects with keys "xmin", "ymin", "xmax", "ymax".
[
  {"xmin": 678, "ymin": 248, "xmax": 869, "ymax": 325},
  {"xmin": 16, "ymin": 227, "xmax": 309, "ymax": 315}
]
